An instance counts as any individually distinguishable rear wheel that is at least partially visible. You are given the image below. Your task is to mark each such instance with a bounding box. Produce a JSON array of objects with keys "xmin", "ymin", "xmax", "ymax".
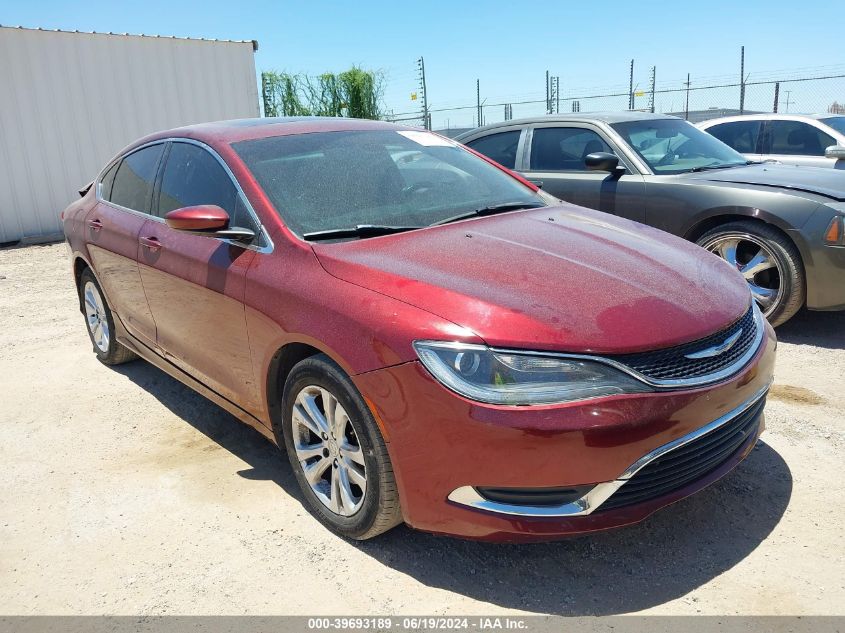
[
  {"xmin": 279, "ymin": 354, "xmax": 402, "ymax": 540},
  {"xmin": 697, "ymin": 221, "xmax": 805, "ymax": 327},
  {"xmin": 79, "ymin": 268, "xmax": 137, "ymax": 365}
]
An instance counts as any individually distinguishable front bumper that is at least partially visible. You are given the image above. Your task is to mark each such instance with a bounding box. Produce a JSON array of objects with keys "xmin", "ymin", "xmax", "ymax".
[{"xmin": 353, "ymin": 320, "xmax": 776, "ymax": 542}]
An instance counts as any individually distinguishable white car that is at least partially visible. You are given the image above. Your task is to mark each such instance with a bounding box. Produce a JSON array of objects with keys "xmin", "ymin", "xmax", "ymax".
[{"xmin": 698, "ymin": 114, "xmax": 845, "ymax": 169}]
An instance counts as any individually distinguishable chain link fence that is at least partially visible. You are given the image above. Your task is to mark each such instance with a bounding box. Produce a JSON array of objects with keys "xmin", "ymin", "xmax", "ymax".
[{"xmin": 384, "ymin": 71, "xmax": 845, "ymax": 133}]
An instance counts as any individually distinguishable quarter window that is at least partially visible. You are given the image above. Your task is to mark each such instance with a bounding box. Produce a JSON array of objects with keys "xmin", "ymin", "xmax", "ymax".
[
  {"xmin": 109, "ymin": 144, "xmax": 164, "ymax": 213},
  {"xmin": 707, "ymin": 120, "xmax": 761, "ymax": 154},
  {"xmin": 99, "ymin": 161, "xmax": 120, "ymax": 200},
  {"xmin": 529, "ymin": 127, "xmax": 611, "ymax": 171},
  {"xmin": 764, "ymin": 120, "xmax": 836, "ymax": 156},
  {"xmin": 465, "ymin": 130, "xmax": 521, "ymax": 169}
]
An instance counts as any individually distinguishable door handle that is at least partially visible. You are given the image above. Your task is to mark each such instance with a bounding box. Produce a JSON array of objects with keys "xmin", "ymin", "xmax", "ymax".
[
  {"xmin": 528, "ymin": 179, "xmax": 544, "ymax": 188},
  {"xmin": 139, "ymin": 236, "xmax": 162, "ymax": 252},
  {"xmin": 88, "ymin": 219, "xmax": 103, "ymax": 231}
]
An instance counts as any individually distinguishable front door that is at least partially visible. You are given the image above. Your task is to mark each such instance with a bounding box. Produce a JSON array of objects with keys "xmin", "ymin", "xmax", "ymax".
[
  {"xmin": 521, "ymin": 125, "xmax": 647, "ymax": 223},
  {"xmin": 137, "ymin": 141, "xmax": 262, "ymax": 410},
  {"xmin": 760, "ymin": 119, "xmax": 837, "ymax": 168}
]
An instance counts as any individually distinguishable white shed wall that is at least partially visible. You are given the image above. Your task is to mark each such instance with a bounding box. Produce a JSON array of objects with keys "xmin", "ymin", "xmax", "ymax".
[{"xmin": 0, "ymin": 27, "xmax": 260, "ymax": 242}]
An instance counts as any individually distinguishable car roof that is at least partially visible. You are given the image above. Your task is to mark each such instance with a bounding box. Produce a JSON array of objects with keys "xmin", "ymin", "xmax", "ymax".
[
  {"xmin": 134, "ymin": 117, "xmax": 418, "ymax": 147},
  {"xmin": 458, "ymin": 111, "xmax": 679, "ymax": 137},
  {"xmin": 699, "ymin": 113, "xmax": 845, "ymax": 126}
]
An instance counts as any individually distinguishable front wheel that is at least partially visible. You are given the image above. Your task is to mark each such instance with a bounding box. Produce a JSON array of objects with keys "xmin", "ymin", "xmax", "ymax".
[
  {"xmin": 279, "ymin": 354, "xmax": 402, "ymax": 540},
  {"xmin": 697, "ymin": 221, "xmax": 805, "ymax": 327}
]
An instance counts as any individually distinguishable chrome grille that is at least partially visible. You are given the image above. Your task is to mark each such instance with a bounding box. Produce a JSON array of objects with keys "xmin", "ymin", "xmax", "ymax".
[{"xmin": 611, "ymin": 305, "xmax": 758, "ymax": 382}]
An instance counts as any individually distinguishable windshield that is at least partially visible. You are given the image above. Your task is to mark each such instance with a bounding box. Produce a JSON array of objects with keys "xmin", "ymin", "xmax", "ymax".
[
  {"xmin": 821, "ymin": 116, "xmax": 845, "ymax": 136},
  {"xmin": 232, "ymin": 129, "xmax": 543, "ymax": 238},
  {"xmin": 611, "ymin": 119, "xmax": 748, "ymax": 174}
]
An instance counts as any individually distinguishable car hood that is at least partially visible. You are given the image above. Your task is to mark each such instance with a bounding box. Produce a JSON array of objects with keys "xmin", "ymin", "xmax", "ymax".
[
  {"xmin": 684, "ymin": 163, "xmax": 845, "ymax": 201},
  {"xmin": 312, "ymin": 205, "xmax": 751, "ymax": 354}
]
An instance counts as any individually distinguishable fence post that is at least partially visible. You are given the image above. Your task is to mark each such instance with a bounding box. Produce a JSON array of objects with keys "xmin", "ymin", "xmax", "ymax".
[
  {"xmin": 739, "ymin": 46, "xmax": 746, "ymax": 114},
  {"xmin": 628, "ymin": 59, "xmax": 635, "ymax": 110},
  {"xmin": 773, "ymin": 82, "xmax": 780, "ymax": 113}
]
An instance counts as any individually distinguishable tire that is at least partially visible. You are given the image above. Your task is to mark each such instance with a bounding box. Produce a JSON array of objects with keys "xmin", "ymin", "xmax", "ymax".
[
  {"xmin": 78, "ymin": 268, "xmax": 138, "ymax": 365},
  {"xmin": 279, "ymin": 354, "xmax": 402, "ymax": 540},
  {"xmin": 697, "ymin": 221, "xmax": 805, "ymax": 327}
]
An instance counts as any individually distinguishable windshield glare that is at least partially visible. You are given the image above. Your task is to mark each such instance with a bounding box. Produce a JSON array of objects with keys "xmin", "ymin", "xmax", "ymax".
[
  {"xmin": 611, "ymin": 119, "xmax": 748, "ymax": 174},
  {"xmin": 821, "ymin": 116, "xmax": 845, "ymax": 136},
  {"xmin": 232, "ymin": 130, "xmax": 542, "ymax": 237}
]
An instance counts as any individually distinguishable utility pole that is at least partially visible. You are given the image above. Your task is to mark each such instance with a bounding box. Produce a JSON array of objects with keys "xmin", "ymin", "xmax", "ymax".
[
  {"xmin": 476, "ymin": 79, "xmax": 482, "ymax": 127},
  {"xmin": 417, "ymin": 57, "xmax": 429, "ymax": 129},
  {"xmin": 545, "ymin": 70, "xmax": 550, "ymax": 114},
  {"xmin": 684, "ymin": 73, "xmax": 691, "ymax": 121},
  {"xmin": 739, "ymin": 46, "xmax": 746, "ymax": 114},
  {"xmin": 628, "ymin": 59, "xmax": 635, "ymax": 110},
  {"xmin": 773, "ymin": 82, "xmax": 780, "ymax": 113},
  {"xmin": 648, "ymin": 66, "xmax": 656, "ymax": 113}
]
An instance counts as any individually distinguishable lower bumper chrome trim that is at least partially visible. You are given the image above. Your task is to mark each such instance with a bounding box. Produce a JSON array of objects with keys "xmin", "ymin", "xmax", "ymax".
[{"xmin": 446, "ymin": 382, "xmax": 770, "ymax": 518}]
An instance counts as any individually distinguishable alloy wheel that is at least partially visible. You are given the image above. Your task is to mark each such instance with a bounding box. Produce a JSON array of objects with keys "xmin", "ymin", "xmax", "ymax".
[
  {"xmin": 701, "ymin": 233, "xmax": 784, "ymax": 317},
  {"xmin": 290, "ymin": 385, "xmax": 367, "ymax": 516},
  {"xmin": 83, "ymin": 281, "xmax": 110, "ymax": 353}
]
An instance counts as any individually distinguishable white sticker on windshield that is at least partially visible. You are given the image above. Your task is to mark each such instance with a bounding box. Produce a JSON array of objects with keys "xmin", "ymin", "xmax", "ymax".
[{"xmin": 396, "ymin": 130, "xmax": 456, "ymax": 147}]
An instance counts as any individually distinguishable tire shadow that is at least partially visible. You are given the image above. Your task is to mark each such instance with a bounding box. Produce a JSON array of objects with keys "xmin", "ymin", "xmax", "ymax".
[
  {"xmin": 114, "ymin": 360, "xmax": 793, "ymax": 616},
  {"xmin": 775, "ymin": 308, "xmax": 845, "ymax": 350}
]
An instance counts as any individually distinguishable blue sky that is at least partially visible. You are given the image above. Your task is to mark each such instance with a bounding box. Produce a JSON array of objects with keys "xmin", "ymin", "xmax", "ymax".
[{"xmin": 4, "ymin": 0, "xmax": 843, "ymax": 128}]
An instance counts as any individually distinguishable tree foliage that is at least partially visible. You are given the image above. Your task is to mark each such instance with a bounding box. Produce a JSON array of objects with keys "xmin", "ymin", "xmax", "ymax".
[{"xmin": 262, "ymin": 67, "xmax": 383, "ymax": 119}]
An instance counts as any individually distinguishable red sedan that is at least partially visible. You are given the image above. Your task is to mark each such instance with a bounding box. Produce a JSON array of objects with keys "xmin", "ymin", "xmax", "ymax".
[{"xmin": 62, "ymin": 118, "xmax": 776, "ymax": 541}]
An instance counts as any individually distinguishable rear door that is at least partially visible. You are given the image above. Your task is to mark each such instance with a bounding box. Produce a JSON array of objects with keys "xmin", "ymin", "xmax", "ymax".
[
  {"xmin": 137, "ymin": 140, "xmax": 263, "ymax": 409},
  {"xmin": 760, "ymin": 119, "xmax": 837, "ymax": 168},
  {"xmin": 85, "ymin": 144, "xmax": 164, "ymax": 348},
  {"xmin": 521, "ymin": 124, "xmax": 647, "ymax": 222}
]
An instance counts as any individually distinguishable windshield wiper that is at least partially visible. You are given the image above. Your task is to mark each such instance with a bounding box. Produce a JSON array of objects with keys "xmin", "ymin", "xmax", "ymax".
[
  {"xmin": 302, "ymin": 224, "xmax": 422, "ymax": 241},
  {"xmin": 690, "ymin": 162, "xmax": 748, "ymax": 172},
  {"xmin": 433, "ymin": 201, "xmax": 545, "ymax": 226}
]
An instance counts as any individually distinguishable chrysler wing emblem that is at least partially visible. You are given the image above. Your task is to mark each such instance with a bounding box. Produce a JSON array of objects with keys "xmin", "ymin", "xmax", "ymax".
[{"xmin": 684, "ymin": 329, "xmax": 743, "ymax": 360}]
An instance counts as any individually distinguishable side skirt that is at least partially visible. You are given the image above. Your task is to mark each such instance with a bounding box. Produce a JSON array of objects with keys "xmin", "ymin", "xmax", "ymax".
[{"xmin": 112, "ymin": 313, "xmax": 277, "ymax": 445}]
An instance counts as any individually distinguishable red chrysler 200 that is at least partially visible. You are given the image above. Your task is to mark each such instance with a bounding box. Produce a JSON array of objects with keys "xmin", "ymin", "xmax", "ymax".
[{"xmin": 62, "ymin": 118, "xmax": 776, "ymax": 541}]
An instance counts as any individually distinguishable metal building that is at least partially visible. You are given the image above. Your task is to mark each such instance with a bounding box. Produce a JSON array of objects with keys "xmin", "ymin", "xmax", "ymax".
[{"xmin": 0, "ymin": 26, "xmax": 260, "ymax": 243}]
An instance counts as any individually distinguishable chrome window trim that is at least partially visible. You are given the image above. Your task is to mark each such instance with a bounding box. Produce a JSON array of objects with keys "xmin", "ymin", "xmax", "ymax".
[
  {"xmin": 488, "ymin": 302, "xmax": 765, "ymax": 390},
  {"xmin": 95, "ymin": 137, "xmax": 274, "ymax": 254},
  {"xmin": 447, "ymin": 381, "xmax": 770, "ymax": 518}
]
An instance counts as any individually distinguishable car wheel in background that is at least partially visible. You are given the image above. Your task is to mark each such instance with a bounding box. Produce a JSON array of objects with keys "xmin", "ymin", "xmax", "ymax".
[
  {"xmin": 79, "ymin": 268, "xmax": 138, "ymax": 365},
  {"xmin": 697, "ymin": 221, "xmax": 805, "ymax": 327},
  {"xmin": 280, "ymin": 354, "xmax": 402, "ymax": 540}
]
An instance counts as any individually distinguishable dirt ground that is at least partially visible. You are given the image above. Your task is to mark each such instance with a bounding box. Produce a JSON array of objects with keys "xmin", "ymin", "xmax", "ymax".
[{"xmin": 1, "ymin": 242, "xmax": 843, "ymax": 616}]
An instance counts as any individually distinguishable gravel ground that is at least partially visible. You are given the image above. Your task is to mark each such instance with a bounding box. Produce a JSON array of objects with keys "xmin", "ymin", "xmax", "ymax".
[{"xmin": 1, "ymin": 242, "xmax": 843, "ymax": 616}]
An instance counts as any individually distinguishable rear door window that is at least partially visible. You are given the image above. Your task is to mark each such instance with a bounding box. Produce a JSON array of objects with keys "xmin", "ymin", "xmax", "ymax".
[
  {"xmin": 707, "ymin": 120, "xmax": 762, "ymax": 153},
  {"xmin": 110, "ymin": 144, "xmax": 164, "ymax": 213},
  {"xmin": 464, "ymin": 130, "xmax": 522, "ymax": 169},
  {"xmin": 529, "ymin": 127, "xmax": 611, "ymax": 171}
]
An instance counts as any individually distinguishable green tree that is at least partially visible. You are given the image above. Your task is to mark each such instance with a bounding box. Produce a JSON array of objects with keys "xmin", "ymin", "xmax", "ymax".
[{"xmin": 261, "ymin": 67, "xmax": 383, "ymax": 119}]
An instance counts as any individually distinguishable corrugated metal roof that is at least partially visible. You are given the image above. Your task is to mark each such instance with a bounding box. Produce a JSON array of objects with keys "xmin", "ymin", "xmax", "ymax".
[{"xmin": 0, "ymin": 25, "xmax": 258, "ymax": 51}]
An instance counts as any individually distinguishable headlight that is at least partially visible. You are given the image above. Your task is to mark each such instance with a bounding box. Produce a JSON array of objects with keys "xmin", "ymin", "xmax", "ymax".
[{"xmin": 413, "ymin": 341, "xmax": 651, "ymax": 405}]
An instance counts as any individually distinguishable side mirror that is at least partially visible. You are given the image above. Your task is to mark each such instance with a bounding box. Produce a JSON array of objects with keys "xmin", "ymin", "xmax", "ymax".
[
  {"xmin": 164, "ymin": 205, "xmax": 255, "ymax": 242},
  {"xmin": 825, "ymin": 145, "xmax": 845, "ymax": 160},
  {"xmin": 585, "ymin": 152, "xmax": 622, "ymax": 172}
]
